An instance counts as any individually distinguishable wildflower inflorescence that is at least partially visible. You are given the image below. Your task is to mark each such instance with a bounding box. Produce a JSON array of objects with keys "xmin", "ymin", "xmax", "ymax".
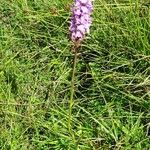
[{"xmin": 69, "ymin": 0, "xmax": 93, "ymax": 42}]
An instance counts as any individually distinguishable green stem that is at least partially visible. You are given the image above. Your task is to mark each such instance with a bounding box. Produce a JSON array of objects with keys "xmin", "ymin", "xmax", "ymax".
[{"xmin": 68, "ymin": 45, "xmax": 78, "ymax": 140}]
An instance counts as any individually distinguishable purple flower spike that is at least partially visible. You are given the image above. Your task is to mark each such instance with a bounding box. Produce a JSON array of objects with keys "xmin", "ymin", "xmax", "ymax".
[{"xmin": 69, "ymin": 0, "xmax": 93, "ymax": 42}]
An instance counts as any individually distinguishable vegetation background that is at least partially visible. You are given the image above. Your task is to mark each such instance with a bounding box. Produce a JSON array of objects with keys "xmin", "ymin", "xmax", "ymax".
[{"xmin": 0, "ymin": 0, "xmax": 150, "ymax": 149}]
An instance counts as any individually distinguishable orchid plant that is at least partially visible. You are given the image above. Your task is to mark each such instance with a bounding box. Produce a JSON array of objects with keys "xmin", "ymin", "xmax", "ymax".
[{"xmin": 68, "ymin": 0, "xmax": 93, "ymax": 138}]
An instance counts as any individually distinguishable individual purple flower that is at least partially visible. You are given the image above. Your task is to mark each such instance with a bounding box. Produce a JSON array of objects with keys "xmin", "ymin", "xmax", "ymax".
[{"xmin": 69, "ymin": 0, "xmax": 93, "ymax": 42}]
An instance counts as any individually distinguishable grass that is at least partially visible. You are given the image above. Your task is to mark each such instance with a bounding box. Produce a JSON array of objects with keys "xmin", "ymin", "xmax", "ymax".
[{"xmin": 0, "ymin": 0, "xmax": 150, "ymax": 149}]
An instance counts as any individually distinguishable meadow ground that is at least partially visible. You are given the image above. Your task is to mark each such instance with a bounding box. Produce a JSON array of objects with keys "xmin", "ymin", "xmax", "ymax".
[{"xmin": 0, "ymin": 0, "xmax": 150, "ymax": 149}]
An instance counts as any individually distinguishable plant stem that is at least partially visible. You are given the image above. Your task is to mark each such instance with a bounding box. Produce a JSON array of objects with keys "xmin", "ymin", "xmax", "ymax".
[{"xmin": 68, "ymin": 44, "xmax": 78, "ymax": 140}]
